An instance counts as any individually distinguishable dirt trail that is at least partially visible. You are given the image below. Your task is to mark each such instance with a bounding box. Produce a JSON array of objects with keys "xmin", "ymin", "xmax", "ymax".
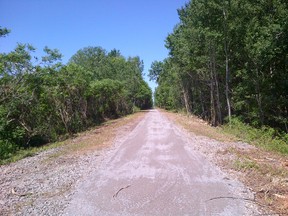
[{"xmin": 63, "ymin": 110, "xmax": 259, "ymax": 215}]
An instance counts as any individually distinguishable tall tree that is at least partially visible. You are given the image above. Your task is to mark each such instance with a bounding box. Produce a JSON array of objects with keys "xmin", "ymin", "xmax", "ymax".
[{"xmin": 152, "ymin": 0, "xmax": 288, "ymax": 132}]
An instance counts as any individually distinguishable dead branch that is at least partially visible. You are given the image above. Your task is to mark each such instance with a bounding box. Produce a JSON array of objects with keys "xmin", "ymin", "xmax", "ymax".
[{"xmin": 113, "ymin": 185, "xmax": 131, "ymax": 198}]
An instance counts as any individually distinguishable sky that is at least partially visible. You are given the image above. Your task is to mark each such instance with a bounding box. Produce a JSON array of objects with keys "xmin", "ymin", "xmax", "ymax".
[{"xmin": 0, "ymin": 0, "xmax": 188, "ymax": 91}]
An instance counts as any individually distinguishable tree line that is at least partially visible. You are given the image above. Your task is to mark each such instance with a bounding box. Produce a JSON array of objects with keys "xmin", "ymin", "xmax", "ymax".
[
  {"xmin": 149, "ymin": 0, "xmax": 288, "ymax": 133},
  {"xmin": 0, "ymin": 28, "xmax": 152, "ymax": 159}
]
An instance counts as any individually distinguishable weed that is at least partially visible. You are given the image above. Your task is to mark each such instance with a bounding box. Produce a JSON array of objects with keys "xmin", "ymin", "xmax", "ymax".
[{"xmin": 233, "ymin": 158, "xmax": 259, "ymax": 171}]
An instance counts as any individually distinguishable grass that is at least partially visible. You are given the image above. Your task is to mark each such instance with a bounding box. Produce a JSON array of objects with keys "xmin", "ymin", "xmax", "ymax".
[
  {"xmin": 233, "ymin": 157, "xmax": 259, "ymax": 171},
  {"xmin": 222, "ymin": 118, "xmax": 288, "ymax": 155}
]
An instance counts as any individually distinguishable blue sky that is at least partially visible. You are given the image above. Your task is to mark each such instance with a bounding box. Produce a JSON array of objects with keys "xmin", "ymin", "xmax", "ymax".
[{"xmin": 0, "ymin": 0, "xmax": 188, "ymax": 91}]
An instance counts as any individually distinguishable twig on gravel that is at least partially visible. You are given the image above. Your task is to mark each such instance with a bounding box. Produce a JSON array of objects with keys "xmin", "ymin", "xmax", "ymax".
[
  {"xmin": 113, "ymin": 185, "xmax": 131, "ymax": 198},
  {"xmin": 255, "ymin": 214, "xmax": 287, "ymax": 216},
  {"xmin": 11, "ymin": 188, "xmax": 33, "ymax": 197},
  {"xmin": 205, "ymin": 196, "xmax": 266, "ymax": 207}
]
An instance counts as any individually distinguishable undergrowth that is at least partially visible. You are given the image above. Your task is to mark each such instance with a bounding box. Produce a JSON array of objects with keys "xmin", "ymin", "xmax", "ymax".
[{"xmin": 223, "ymin": 118, "xmax": 288, "ymax": 155}]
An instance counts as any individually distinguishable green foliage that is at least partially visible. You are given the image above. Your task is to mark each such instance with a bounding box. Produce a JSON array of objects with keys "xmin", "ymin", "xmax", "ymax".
[
  {"xmin": 151, "ymin": 0, "xmax": 288, "ymax": 136},
  {"xmin": 149, "ymin": 59, "xmax": 183, "ymax": 111},
  {"xmin": 88, "ymin": 79, "xmax": 130, "ymax": 118},
  {"xmin": 134, "ymin": 80, "xmax": 153, "ymax": 110},
  {"xmin": 223, "ymin": 118, "xmax": 288, "ymax": 155},
  {"xmin": 0, "ymin": 26, "xmax": 10, "ymax": 37},
  {"xmin": 42, "ymin": 46, "xmax": 62, "ymax": 65},
  {"xmin": 148, "ymin": 61, "xmax": 163, "ymax": 83},
  {"xmin": 233, "ymin": 158, "xmax": 259, "ymax": 171},
  {"xmin": 0, "ymin": 37, "xmax": 152, "ymax": 163},
  {"xmin": 132, "ymin": 106, "xmax": 141, "ymax": 113}
]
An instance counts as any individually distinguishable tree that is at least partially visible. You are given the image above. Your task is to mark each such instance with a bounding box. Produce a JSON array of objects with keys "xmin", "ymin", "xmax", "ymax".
[
  {"xmin": 152, "ymin": 0, "xmax": 288, "ymax": 132},
  {"xmin": 149, "ymin": 61, "xmax": 163, "ymax": 83},
  {"xmin": 0, "ymin": 33, "xmax": 152, "ymax": 160}
]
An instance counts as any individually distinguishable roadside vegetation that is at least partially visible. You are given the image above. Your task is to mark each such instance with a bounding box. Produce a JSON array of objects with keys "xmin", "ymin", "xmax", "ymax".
[
  {"xmin": 223, "ymin": 118, "xmax": 288, "ymax": 155},
  {"xmin": 149, "ymin": 0, "xmax": 288, "ymax": 154},
  {"xmin": 0, "ymin": 27, "xmax": 152, "ymax": 163}
]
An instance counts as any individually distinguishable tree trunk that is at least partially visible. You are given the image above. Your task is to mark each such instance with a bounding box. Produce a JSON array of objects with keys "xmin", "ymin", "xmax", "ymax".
[
  {"xmin": 213, "ymin": 53, "xmax": 222, "ymax": 125},
  {"xmin": 225, "ymin": 54, "xmax": 232, "ymax": 122},
  {"xmin": 182, "ymin": 86, "xmax": 191, "ymax": 114},
  {"xmin": 223, "ymin": 7, "xmax": 232, "ymax": 123},
  {"xmin": 209, "ymin": 45, "xmax": 217, "ymax": 126},
  {"xmin": 210, "ymin": 43, "xmax": 222, "ymax": 125},
  {"xmin": 199, "ymin": 88, "xmax": 206, "ymax": 119},
  {"xmin": 210, "ymin": 79, "xmax": 216, "ymax": 126},
  {"xmin": 255, "ymin": 68, "xmax": 264, "ymax": 125}
]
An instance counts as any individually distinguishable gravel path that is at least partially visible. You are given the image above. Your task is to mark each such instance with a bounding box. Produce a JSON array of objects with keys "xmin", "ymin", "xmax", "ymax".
[
  {"xmin": 0, "ymin": 110, "xmax": 262, "ymax": 215},
  {"xmin": 63, "ymin": 110, "xmax": 260, "ymax": 215}
]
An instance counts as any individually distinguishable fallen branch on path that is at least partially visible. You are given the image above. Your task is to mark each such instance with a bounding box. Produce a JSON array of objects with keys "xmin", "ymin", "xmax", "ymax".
[
  {"xmin": 11, "ymin": 188, "xmax": 33, "ymax": 197},
  {"xmin": 205, "ymin": 196, "xmax": 265, "ymax": 207},
  {"xmin": 113, "ymin": 185, "xmax": 131, "ymax": 198}
]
